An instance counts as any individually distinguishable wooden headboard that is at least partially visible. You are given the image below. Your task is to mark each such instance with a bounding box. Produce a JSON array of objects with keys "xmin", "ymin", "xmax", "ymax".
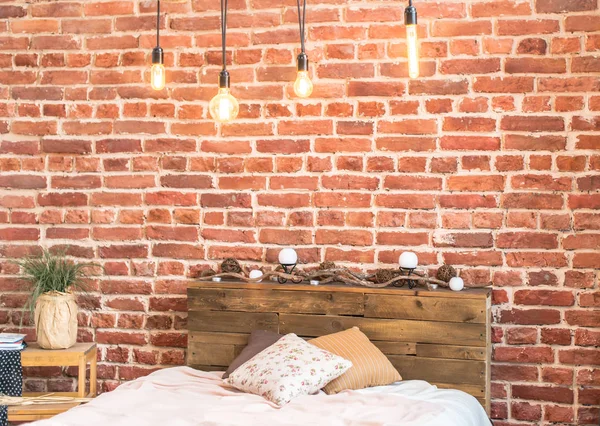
[{"xmin": 187, "ymin": 281, "xmax": 491, "ymax": 413}]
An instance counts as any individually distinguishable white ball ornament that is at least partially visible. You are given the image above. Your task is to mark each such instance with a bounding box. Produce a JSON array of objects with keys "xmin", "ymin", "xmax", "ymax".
[
  {"xmin": 248, "ymin": 270, "xmax": 263, "ymax": 281},
  {"xmin": 399, "ymin": 251, "xmax": 418, "ymax": 269},
  {"xmin": 449, "ymin": 277, "xmax": 464, "ymax": 292},
  {"xmin": 278, "ymin": 248, "xmax": 298, "ymax": 265}
]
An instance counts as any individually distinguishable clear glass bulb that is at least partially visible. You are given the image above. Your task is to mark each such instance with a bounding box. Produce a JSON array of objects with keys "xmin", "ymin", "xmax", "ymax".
[
  {"xmin": 406, "ymin": 24, "xmax": 419, "ymax": 79},
  {"xmin": 151, "ymin": 63, "xmax": 166, "ymax": 90},
  {"xmin": 209, "ymin": 88, "xmax": 239, "ymax": 123},
  {"xmin": 293, "ymin": 71, "xmax": 313, "ymax": 98}
]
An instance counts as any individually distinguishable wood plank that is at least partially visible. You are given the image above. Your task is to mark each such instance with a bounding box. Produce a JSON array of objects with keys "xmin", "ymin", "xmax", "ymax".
[
  {"xmin": 188, "ymin": 364, "xmax": 225, "ymax": 372},
  {"xmin": 416, "ymin": 344, "xmax": 487, "ymax": 361},
  {"xmin": 187, "ymin": 342, "xmax": 243, "ymax": 367},
  {"xmin": 484, "ymin": 295, "xmax": 492, "ymax": 415},
  {"xmin": 188, "ymin": 310, "xmax": 279, "ymax": 333},
  {"xmin": 22, "ymin": 392, "xmax": 80, "ymax": 398},
  {"xmin": 189, "ymin": 331, "xmax": 249, "ymax": 346},
  {"xmin": 372, "ymin": 341, "xmax": 416, "ymax": 355},
  {"xmin": 188, "ymin": 288, "xmax": 364, "ymax": 316},
  {"xmin": 365, "ymin": 294, "xmax": 486, "ymax": 323},
  {"xmin": 8, "ymin": 402, "xmax": 81, "ymax": 419},
  {"xmin": 279, "ymin": 314, "xmax": 486, "ymax": 347},
  {"xmin": 188, "ymin": 281, "xmax": 491, "ymax": 300},
  {"xmin": 388, "ymin": 356, "xmax": 485, "ymax": 385},
  {"xmin": 432, "ymin": 382, "xmax": 485, "ymax": 398},
  {"xmin": 21, "ymin": 343, "xmax": 96, "ymax": 367}
]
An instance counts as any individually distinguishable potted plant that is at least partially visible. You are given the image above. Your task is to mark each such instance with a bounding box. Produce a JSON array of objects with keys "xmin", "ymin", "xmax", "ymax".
[{"xmin": 16, "ymin": 249, "xmax": 98, "ymax": 349}]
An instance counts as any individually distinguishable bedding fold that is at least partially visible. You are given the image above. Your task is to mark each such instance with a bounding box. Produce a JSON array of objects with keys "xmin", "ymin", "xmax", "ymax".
[{"xmin": 32, "ymin": 367, "xmax": 490, "ymax": 426}]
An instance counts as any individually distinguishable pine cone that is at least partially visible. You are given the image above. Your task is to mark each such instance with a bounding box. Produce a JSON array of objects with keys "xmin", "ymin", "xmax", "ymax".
[
  {"xmin": 319, "ymin": 261, "xmax": 336, "ymax": 270},
  {"xmin": 436, "ymin": 264, "xmax": 457, "ymax": 283},
  {"xmin": 374, "ymin": 268, "xmax": 399, "ymax": 284},
  {"xmin": 221, "ymin": 258, "xmax": 242, "ymax": 274}
]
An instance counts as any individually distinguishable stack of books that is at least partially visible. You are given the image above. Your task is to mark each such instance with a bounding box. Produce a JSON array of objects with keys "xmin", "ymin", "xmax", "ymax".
[{"xmin": 0, "ymin": 333, "xmax": 26, "ymax": 350}]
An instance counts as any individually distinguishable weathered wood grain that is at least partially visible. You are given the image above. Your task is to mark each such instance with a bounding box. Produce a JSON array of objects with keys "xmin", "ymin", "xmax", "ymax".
[
  {"xmin": 189, "ymin": 331, "xmax": 249, "ymax": 346},
  {"xmin": 433, "ymin": 382, "xmax": 486, "ymax": 398},
  {"xmin": 188, "ymin": 311, "xmax": 279, "ymax": 333},
  {"xmin": 371, "ymin": 341, "xmax": 417, "ymax": 355},
  {"xmin": 365, "ymin": 294, "xmax": 486, "ymax": 323},
  {"xmin": 279, "ymin": 314, "xmax": 486, "ymax": 347},
  {"xmin": 416, "ymin": 343, "xmax": 487, "ymax": 360},
  {"xmin": 388, "ymin": 355, "xmax": 486, "ymax": 385},
  {"xmin": 187, "ymin": 342, "xmax": 243, "ymax": 367},
  {"xmin": 189, "ymin": 281, "xmax": 489, "ymax": 299},
  {"xmin": 188, "ymin": 288, "xmax": 364, "ymax": 315}
]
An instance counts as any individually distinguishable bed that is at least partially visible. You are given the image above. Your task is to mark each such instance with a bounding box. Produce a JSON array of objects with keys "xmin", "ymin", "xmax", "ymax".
[
  {"xmin": 32, "ymin": 282, "xmax": 492, "ymax": 425},
  {"xmin": 32, "ymin": 366, "xmax": 490, "ymax": 425}
]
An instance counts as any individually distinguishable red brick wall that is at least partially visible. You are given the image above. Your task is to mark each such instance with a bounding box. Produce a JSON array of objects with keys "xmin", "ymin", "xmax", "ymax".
[{"xmin": 0, "ymin": 0, "xmax": 599, "ymax": 423}]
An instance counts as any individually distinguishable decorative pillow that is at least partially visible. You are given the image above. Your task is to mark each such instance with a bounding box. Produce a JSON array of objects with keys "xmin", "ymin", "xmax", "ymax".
[
  {"xmin": 223, "ymin": 330, "xmax": 282, "ymax": 379},
  {"xmin": 225, "ymin": 333, "xmax": 352, "ymax": 406},
  {"xmin": 309, "ymin": 327, "xmax": 401, "ymax": 394}
]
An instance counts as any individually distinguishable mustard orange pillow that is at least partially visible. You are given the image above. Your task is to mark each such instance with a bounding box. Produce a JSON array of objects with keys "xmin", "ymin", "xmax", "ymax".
[{"xmin": 309, "ymin": 327, "xmax": 401, "ymax": 394}]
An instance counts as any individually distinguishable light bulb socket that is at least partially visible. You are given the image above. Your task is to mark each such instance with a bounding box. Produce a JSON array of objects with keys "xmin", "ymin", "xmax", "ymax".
[
  {"xmin": 218, "ymin": 70, "xmax": 230, "ymax": 89},
  {"xmin": 152, "ymin": 46, "xmax": 164, "ymax": 65},
  {"xmin": 296, "ymin": 53, "xmax": 309, "ymax": 72},
  {"xmin": 404, "ymin": 4, "xmax": 417, "ymax": 26}
]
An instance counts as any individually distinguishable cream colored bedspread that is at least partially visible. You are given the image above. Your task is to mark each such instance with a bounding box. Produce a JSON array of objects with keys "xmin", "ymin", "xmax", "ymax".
[{"xmin": 32, "ymin": 367, "xmax": 490, "ymax": 426}]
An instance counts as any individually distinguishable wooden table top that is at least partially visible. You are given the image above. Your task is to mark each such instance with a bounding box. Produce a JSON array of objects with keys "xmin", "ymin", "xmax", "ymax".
[
  {"xmin": 23, "ymin": 342, "xmax": 96, "ymax": 354},
  {"xmin": 21, "ymin": 342, "xmax": 97, "ymax": 366}
]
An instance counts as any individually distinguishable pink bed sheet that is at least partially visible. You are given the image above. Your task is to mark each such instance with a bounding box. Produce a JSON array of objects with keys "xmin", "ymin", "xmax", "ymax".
[{"xmin": 32, "ymin": 367, "xmax": 490, "ymax": 426}]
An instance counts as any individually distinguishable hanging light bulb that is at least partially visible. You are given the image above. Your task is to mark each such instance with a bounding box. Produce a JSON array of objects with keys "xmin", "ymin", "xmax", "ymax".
[
  {"xmin": 210, "ymin": 0, "xmax": 239, "ymax": 123},
  {"xmin": 209, "ymin": 70, "xmax": 239, "ymax": 123},
  {"xmin": 293, "ymin": 0, "xmax": 313, "ymax": 98},
  {"xmin": 150, "ymin": 0, "xmax": 165, "ymax": 90},
  {"xmin": 151, "ymin": 48, "xmax": 165, "ymax": 90},
  {"xmin": 294, "ymin": 53, "xmax": 313, "ymax": 98},
  {"xmin": 405, "ymin": 0, "xmax": 419, "ymax": 79}
]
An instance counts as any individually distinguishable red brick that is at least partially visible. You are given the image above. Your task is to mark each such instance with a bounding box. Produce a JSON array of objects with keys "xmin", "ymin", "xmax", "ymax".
[
  {"xmin": 505, "ymin": 327, "xmax": 538, "ymax": 345},
  {"xmin": 500, "ymin": 308, "xmax": 561, "ymax": 325},
  {"xmin": 492, "ymin": 364, "xmax": 538, "ymax": 381},
  {"xmin": 432, "ymin": 20, "xmax": 492, "ymax": 37},
  {"xmin": 536, "ymin": 0, "xmax": 597, "ymax": 13},
  {"xmin": 565, "ymin": 15, "xmax": 600, "ymax": 32},
  {"xmin": 542, "ymin": 367, "xmax": 574, "ymax": 385},
  {"xmin": 514, "ymin": 290, "xmax": 574, "ymax": 306},
  {"xmin": 498, "ymin": 19, "xmax": 559, "ymax": 35},
  {"xmin": 494, "ymin": 346, "xmax": 554, "ymax": 363},
  {"xmin": 559, "ymin": 348, "xmax": 600, "ymax": 366},
  {"xmin": 565, "ymin": 310, "xmax": 600, "ymax": 327}
]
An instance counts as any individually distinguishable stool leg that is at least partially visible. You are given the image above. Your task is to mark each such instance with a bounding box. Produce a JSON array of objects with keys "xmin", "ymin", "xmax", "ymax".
[
  {"xmin": 78, "ymin": 357, "xmax": 86, "ymax": 398},
  {"xmin": 89, "ymin": 349, "xmax": 97, "ymax": 397}
]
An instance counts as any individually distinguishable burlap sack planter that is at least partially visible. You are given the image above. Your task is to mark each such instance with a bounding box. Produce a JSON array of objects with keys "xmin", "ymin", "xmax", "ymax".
[{"xmin": 34, "ymin": 291, "xmax": 78, "ymax": 350}]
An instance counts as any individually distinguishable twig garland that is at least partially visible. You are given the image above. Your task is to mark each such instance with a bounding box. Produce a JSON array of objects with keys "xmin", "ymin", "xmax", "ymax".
[{"xmin": 199, "ymin": 266, "xmax": 449, "ymax": 289}]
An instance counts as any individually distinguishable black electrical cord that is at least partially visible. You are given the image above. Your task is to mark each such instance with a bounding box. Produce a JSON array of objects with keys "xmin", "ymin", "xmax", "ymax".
[
  {"xmin": 221, "ymin": 0, "xmax": 228, "ymax": 70},
  {"xmin": 156, "ymin": 0, "xmax": 160, "ymax": 47},
  {"xmin": 296, "ymin": 0, "xmax": 306, "ymax": 53}
]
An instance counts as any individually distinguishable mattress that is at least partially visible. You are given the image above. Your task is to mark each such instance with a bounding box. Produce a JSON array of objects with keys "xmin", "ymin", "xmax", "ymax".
[{"xmin": 32, "ymin": 367, "xmax": 491, "ymax": 426}]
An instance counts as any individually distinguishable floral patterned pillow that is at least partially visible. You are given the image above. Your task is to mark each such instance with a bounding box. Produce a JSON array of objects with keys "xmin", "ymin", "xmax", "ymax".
[{"xmin": 225, "ymin": 333, "xmax": 352, "ymax": 406}]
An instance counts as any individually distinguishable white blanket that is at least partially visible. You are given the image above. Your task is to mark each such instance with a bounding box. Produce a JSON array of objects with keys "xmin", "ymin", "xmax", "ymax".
[{"xmin": 33, "ymin": 367, "xmax": 490, "ymax": 426}]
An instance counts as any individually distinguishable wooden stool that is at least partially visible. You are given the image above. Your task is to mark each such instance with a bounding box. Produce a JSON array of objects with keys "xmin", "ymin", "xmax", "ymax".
[{"xmin": 8, "ymin": 342, "xmax": 97, "ymax": 422}]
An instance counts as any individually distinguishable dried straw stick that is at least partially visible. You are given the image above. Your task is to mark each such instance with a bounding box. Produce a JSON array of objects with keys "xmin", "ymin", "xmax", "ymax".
[{"xmin": 0, "ymin": 393, "xmax": 92, "ymax": 406}]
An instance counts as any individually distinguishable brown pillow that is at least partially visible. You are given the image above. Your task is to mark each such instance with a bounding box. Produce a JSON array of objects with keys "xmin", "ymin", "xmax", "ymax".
[
  {"xmin": 309, "ymin": 327, "xmax": 401, "ymax": 394},
  {"xmin": 222, "ymin": 330, "xmax": 282, "ymax": 379}
]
